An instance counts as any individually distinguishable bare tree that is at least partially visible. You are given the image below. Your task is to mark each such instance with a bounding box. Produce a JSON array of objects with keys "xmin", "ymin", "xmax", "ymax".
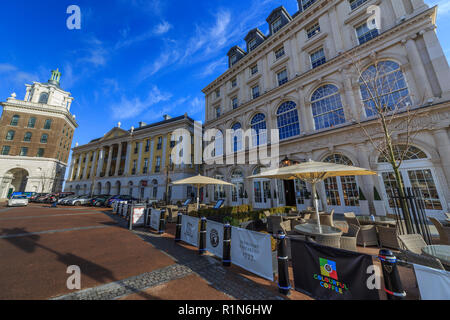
[{"xmin": 347, "ymin": 53, "xmax": 429, "ymax": 231}]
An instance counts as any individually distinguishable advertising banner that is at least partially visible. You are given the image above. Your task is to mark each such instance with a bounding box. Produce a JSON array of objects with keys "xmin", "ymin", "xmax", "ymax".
[
  {"xmin": 206, "ymin": 220, "xmax": 224, "ymax": 258},
  {"xmin": 290, "ymin": 238, "xmax": 380, "ymax": 300},
  {"xmin": 132, "ymin": 206, "xmax": 146, "ymax": 226},
  {"xmin": 230, "ymin": 227, "xmax": 273, "ymax": 281},
  {"xmin": 414, "ymin": 264, "xmax": 450, "ymax": 300},
  {"xmin": 150, "ymin": 209, "xmax": 161, "ymax": 231},
  {"xmin": 180, "ymin": 215, "xmax": 199, "ymax": 247}
]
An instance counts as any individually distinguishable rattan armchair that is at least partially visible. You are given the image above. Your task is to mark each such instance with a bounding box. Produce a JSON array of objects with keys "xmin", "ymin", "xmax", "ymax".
[
  {"xmin": 396, "ymin": 249, "xmax": 444, "ymax": 270},
  {"xmin": 429, "ymin": 217, "xmax": 450, "ymax": 245},
  {"xmin": 311, "ymin": 234, "xmax": 341, "ymax": 249},
  {"xmin": 398, "ymin": 234, "xmax": 428, "ymax": 254},
  {"xmin": 267, "ymin": 215, "xmax": 283, "ymax": 234},
  {"xmin": 340, "ymin": 224, "xmax": 360, "ymax": 251},
  {"xmin": 319, "ymin": 209, "xmax": 335, "ymax": 227},
  {"xmin": 344, "ymin": 212, "xmax": 379, "ymax": 247},
  {"xmin": 376, "ymin": 225, "xmax": 401, "ymax": 250}
]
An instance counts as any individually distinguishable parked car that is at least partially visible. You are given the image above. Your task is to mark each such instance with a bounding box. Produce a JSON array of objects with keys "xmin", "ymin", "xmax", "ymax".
[
  {"xmin": 65, "ymin": 195, "xmax": 90, "ymax": 206},
  {"xmin": 30, "ymin": 193, "xmax": 47, "ymax": 202},
  {"xmin": 90, "ymin": 195, "xmax": 111, "ymax": 207},
  {"xmin": 106, "ymin": 195, "xmax": 138, "ymax": 207},
  {"xmin": 8, "ymin": 195, "xmax": 29, "ymax": 207},
  {"xmin": 36, "ymin": 194, "xmax": 53, "ymax": 203},
  {"xmin": 58, "ymin": 195, "xmax": 78, "ymax": 205}
]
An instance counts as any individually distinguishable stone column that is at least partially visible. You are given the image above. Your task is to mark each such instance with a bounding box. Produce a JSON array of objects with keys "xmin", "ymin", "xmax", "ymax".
[
  {"xmin": 105, "ymin": 146, "xmax": 113, "ymax": 177},
  {"xmin": 403, "ymin": 37, "xmax": 434, "ymax": 101},
  {"xmin": 115, "ymin": 143, "xmax": 123, "ymax": 176},
  {"xmin": 124, "ymin": 142, "xmax": 132, "ymax": 176},
  {"xmin": 356, "ymin": 143, "xmax": 375, "ymax": 204},
  {"xmin": 136, "ymin": 142, "xmax": 143, "ymax": 174},
  {"xmin": 421, "ymin": 28, "xmax": 450, "ymax": 96},
  {"xmin": 432, "ymin": 128, "xmax": 450, "ymax": 201},
  {"xmin": 96, "ymin": 148, "xmax": 105, "ymax": 178},
  {"xmin": 82, "ymin": 154, "xmax": 89, "ymax": 180},
  {"xmin": 76, "ymin": 154, "xmax": 82, "ymax": 180},
  {"xmin": 90, "ymin": 150, "xmax": 97, "ymax": 178},
  {"xmin": 68, "ymin": 157, "xmax": 76, "ymax": 182},
  {"xmin": 342, "ymin": 69, "xmax": 360, "ymax": 121},
  {"xmin": 410, "ymin": 0, "xmax": 427, "ymax": 11}
]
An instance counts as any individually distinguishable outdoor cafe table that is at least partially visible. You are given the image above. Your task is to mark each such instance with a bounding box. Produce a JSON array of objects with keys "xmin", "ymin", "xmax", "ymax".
[
  {"xmin": 357, "ymin": 216, "xmax": 397, "ymax": 226},
  {"xmin": 421, "ymin": 245, "xmax": 450, "ymax": 268},
  {"xmin": 294, "ymin": 223, "xmax": 343, "ymax": 239}
]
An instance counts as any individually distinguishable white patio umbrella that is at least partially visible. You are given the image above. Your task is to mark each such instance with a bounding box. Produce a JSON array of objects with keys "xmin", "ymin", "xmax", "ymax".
[
  {"xmin": 171, "ymin": 174, "xmax": 234, "ymax": 210},
  {"xmin": 247, "ymin": 160, "xmax": 377, "ymax": 232}
]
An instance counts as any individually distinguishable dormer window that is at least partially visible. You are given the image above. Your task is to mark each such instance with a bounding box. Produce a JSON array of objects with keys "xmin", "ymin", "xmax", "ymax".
[
  {"xmin": 275, "ymin": 47, "xmax": 285, "ymax": 60},
  {"xmin": 272, "ymin": 17, "xmax": 283, "ymax": 34},
  {"xmin": 306, "ymin": 22, "xmax": 321, "ymax": 39},
  {"xmin": 230, "ymin": 54, "xmax": 238, "ymax": 66},
  {"xmin": 248, "ymin": 38, "xmax": 258, "ymax": 52}
]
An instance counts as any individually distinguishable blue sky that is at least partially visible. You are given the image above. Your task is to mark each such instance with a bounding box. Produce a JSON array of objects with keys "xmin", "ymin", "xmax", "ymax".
[{"xmin": 1, "ymin": 0, "xmax": 449, "ymax": 150}]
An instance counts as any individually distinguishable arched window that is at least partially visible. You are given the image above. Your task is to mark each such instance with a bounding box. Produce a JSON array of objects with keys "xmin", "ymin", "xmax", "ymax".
[
  {"xmin": 39, "ymin": 92, "xmax": 49, "ymax": 104},
  {"xmin": 24, "ymin": 132, "xmax": 32, "ymax": 142},
  {"xmin": 40, "ymin": 134, "xmax": 49, "ymax": 144},
  {"xmin": 28, "ymin": 117, "xmax": 36, "ymax": 128},
  {"xmin": 214, "ymin": 130, "xmax": 224, "ymax": 156},
  {"xmin": 10, "ymin": 115, "xmax": 20, "ymax": 126},
  {"xmin": 360, "ymin": 61, "xmax": 410, "ymax": 117},
  {"xmin": 251, "ymin": 113, "xmax": 267, "ymax": 146},
  {"xmin": 323, "ymin": 154, "xmax": 359, "ymax": 207},
  {"xmin": 277, "ymin": 101, "xmax": 300, "ymax": 140},
  {"xmin": 378, "ymin": 145, "xmax": 427, "ymax": 163},
  {"xmin": 44, "ymin": 119, "xmax": 52, "ymax": 130},
  {"xmin": 6, "ymin": 130, "xmax": 15, "ymax": 141},
  {"xmin": 231, "ymin": 123, "xmax": 242, "ymax": 152},
  {"xmin": 311, "ymin": 85, "xmax": 345, "ymax": 130}
]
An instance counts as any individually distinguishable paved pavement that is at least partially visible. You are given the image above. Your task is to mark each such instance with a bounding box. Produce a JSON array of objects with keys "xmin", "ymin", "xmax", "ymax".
[{"xmin": 0, "ymin": 203, "xmax": 296, "ymax": 300}]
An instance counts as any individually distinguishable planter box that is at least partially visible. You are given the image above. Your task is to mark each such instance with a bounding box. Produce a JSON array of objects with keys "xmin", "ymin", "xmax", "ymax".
[
  {"xmin": 373, "ymin": 200, "xmax": 387, "ymax": 216},
  {"xmin": 359, "ymin": 200, "xmax": 370, "ymax": 216}
]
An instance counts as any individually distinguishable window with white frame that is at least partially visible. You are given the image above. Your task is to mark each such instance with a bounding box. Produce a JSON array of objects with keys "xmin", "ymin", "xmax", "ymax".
[
  {"xmin": 277, "ymin": 69, "xmax": 288, "ymax": 86},
  {"xmin": 251, "ymin": 85, "xmax": 260, "ymax": 99},
  {"xmin": 216, "ymin": 106, "xmax": 221, "ymax": 118},
  {"xmin": 311, "ymin": 84, "xmax": 346, "ymax": 130},
  {"xmin": 231, "ymin": 78, "xmax": 237, "ymax": 88},
  {"xmin": 275, "ymin": 47, "xmax": 285, "ymax": 60},
  {"xmin": 248, "ymin": 38, "xmax": 258, "ymax": 51},
  {"xmin": 250, "ymin": 64, "xmax": 258, "ymax": 75},
  {"xmin": 356, "ymin": 22, "xmax": 379, "ymax": 45},
  {"xmin": 299, "ymin": 0, "xmax": 317, "ymax": 12},
  {"xmin": 232, "ymin": 97, "xmax": 238, "ymax": 109},
  {"xmin": 230, "ymin": 54, "xmax": 237, "ymax": 66},
  {"xmin": 310, "ymin": 48, "xmax": 326, "ymax": 69},
  {"xmin": 277, "ymin": 101, "xmax": 300, "ymax": 140},
  {"xmin": 349, "ymin": 0, "xmax": 369, "ymax": 11},
  {"xmin": 231, "ymin": 123, "xmax": 242, "ymax": 152},
  {"xmin": 306, "ymin": 22, "xmax": 321, "ymax": 39},
  {"xmin": 251, "ymin": 113, "xmax": 267, "ymax": 146},
  {"xmin": 272, "ymin": 17, "xmax": 283, "ymax": 34}
]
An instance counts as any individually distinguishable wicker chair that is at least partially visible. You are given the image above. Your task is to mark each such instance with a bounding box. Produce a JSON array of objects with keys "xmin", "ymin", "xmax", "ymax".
[
  {"xmin": 291, "ymin": 218, "xmax": 306, "ymax": 229},
  {"xmin": 320, "ymin": 209, "xmax": 335, "ymax": 227},
  {"xmin": 340, "ymin": 224, "xmax": 360, "ymax": 251},
  {"xmin": 396, "ymin": 249, "xmax": 444, "ymax": 270},
  {"xmin": 376, "ymin": 225, "xmax": 401, "ymax": 250},
  {"xmin": 280, "ymin": 220, "xmax": 292, "ymax": 234},
  {"xmin": 267, "ymin": 215, "xmax": 283, "ymax": 234},
  {"xmin": 429, "ymin": 217, "xmax": 450, "ymax": 245},
  {"xmin": 398, "ymin": 234, "xmax": 428, "ymax": 254},
  {"xmin": 311, "ymin": 234, "xmax": 341, "ymax": 249},
  {"xmin": 344, "ymin": 212, "xmax": 379, "ymax": 247}
]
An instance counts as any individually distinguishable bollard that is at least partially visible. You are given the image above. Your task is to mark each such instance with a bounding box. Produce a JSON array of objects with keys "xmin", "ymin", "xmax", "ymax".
[
  {"xmin": 158, "ymin": 210, "xmax": 166, "ymax": 234},
  {"xmin": 175, "ymin": 214, "xmax": 182, "ymax": 242},
  {"xmin": 128, "ymin": 205, "xmax": 134, "ymax": 231},
  {"xmin": 199, "ymin": 217, "xmax": 207, "ymax": 255},
  {"xmin": 378, "ymin": 249, "xmax": 406, "ymax": 300},
  {"xmin": 276, "ymin": 231, "xmax": 291, "ymax": 296},
  {"xmin": 222, "ymin": 223, "xmax": 231, "ymax": 267}
]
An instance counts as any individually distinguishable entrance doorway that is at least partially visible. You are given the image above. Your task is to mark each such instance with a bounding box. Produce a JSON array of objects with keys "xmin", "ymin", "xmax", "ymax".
[{"xmin": 284, "ymin": 180, "xmax": 296, "ymax": 207}]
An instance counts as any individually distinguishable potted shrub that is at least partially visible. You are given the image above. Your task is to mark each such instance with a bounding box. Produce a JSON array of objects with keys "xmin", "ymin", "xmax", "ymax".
[
  {"xmin": 373, "ymin": 187, "xmax": 387, "ymax": 216},
  {"xmin": 358, "ymin": 188, "xmax": 370, "ymax": 216}
]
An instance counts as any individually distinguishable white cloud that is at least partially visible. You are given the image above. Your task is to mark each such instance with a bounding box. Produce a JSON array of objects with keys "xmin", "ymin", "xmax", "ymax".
[
  {"xmin": 197, "ymin": 57, "xmax": 228, "ymax": 77},
  {"xmin": 110, "ymin": 86, "xmax": 172, "ymax": 120},
  {"xmin": 0, "ymin": 63, "xmax": 40, "ymax": 88},
  {"xmin": 154, "ymin": 21, "xmax": 172, "ymax": 35}
]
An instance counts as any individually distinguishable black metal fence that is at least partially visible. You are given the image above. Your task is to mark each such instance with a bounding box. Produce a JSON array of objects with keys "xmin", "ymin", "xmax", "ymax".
[{"xmin": 389, "ymin": 187, "xmax": 433, "ymax": 245}]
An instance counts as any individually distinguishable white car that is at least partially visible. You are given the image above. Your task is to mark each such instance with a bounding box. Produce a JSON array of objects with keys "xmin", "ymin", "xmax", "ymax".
[{"xmin": 8, "ymin": 195, "xmax": 29, "ymax": 207}]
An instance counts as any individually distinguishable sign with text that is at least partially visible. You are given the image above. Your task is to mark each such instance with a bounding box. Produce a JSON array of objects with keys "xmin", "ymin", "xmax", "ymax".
[
  {"xmin": 150, "ymin": 209, "xmax": 162, "ymax": 231},
  {"xmin": 180, "ymin": 215, "xmax": 199, "ymax": 247},
  {"xmin": 206, "ymin": 220, "xmax": 224, "ymax": 258},
  {"xmin": 290, "ymin": 238, "xmax": 380, "ymax": 300},
  {"xmin": 230, "ymin": 227, "xmax": 273, "ymax": 281},
  {"xmin": 132, "ymin": 206, "xmax": 146, "ymax": 226}
]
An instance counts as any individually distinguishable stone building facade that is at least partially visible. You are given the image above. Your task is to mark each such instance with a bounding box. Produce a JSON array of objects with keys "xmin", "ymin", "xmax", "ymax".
[
  {"xmin": 202, "ymin": 0, "xmax": 450, "ymax": 217},
  {"xmin": 0, "ymin": 70, "xmax": 78, "ymax": 199},
  {"xmin": 65, "ymin": 114, "xmax": 201, "ymax": 202}
]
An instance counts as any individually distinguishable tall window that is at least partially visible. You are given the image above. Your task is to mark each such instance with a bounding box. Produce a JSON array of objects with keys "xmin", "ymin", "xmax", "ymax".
[
  {"xmin": 251, "ymin": 113, "xmax": 267, "ymax": 146},
  {"xmin": 277, "ymin": 69, "xmax": 288, "ymax": 86},
  {"xmin": 248, "ymin": 38, "xmax": 258, "ymax": 51},
  {"xmin": 157, "ymin": 137, "xmax": 162, "ymax": 150},
  {"xmin": 143, "ymin": 158, "xmax": 149, "ymax": 174},
  {"xmin": 311, "ymin": 85, "xmax": 346, "ymax": 130},
  {"xmin": 232, "ymin": 97, "xmax": 238, "ymax": 109},
  {"xmin": 272, "ymin": 17, "xmax": 283, "ymax": 34},
  {"xmin": 155, "ymin": 156, "xmax": 161, "ymax": 173},
  {"xmin": 145, "ymin": 140, "xmax": 150, "ymax": 152},
  {"xmin": 216, "ymin": 107, "xmax": 221, "ymax": 118},
  {"xmin": 349, "ymin": 0, "xmax": 369, "ymax": 10},
  {"xmin": 360, "ymin": 61, "xmax": 411, "ymax": 117},
  {"xmin": 306, "ymin": 22, "xmax": 321, "ymax": 39},
  {"xmin": 230, "ymin": 55, "xmax": 237, "ymax": 66},
  {"xmin": 214, "ymin": 130, "xmax": 224, "ymax": 157},
  {"xmin": 40, "ymin": 134, "xmax": 49, "ymax": 144},
  {"xmin": 39, "ymin": 92, "xmax": 49, "ymax": 104},
  {"xmin": 1, "ymin": 146, "xmax": 10, "ymax": 155},
  {"xmin": 44, "ymin": 119, "xmax": 52, "ymax": 130},
  {"xmin": 27, "ymin": 117, "xmax": 36, "ymax": 128},
  {"xmin": 20, "ymin": 147, "xmax": 28, "ymax": 157},
  {"xmin": 356, "ymin": 22, "xmax": 379, "ymax": 45},
  {"xmin": 299, "ymin": 0, "xmax": 317, "ymax": 11},
  {"xmin": 277, "ymin": 101, "xmax": 300, "ymax": 140},
  {"xmin": 5, "ymin": 130, "xmax": 15, "ymax": 141},
  {"xmin": 231, "ymin": 123, "xmax": 242, "ymax": 152},
  {"xmin": 10, "ymin": 115, "xmax": 20, "ymax": 126},
  {"xmin": 275, "ymin": 47, "xmax": 285, "ymax": 60},
  {"xmin": 310, "ymin": 48, "xmax": 326, "ymax": 68},
  {"xmin": 37, "ymin": 148, "xmax": 45, "ymax": 157},
  {"xmin": 24, "ymin": 132, "xmax": 32, "ymax": 142},
  {"xmin": 250, "ymin": 64, "xmax": 258, "ymax": 75},
  {"xmin": 252, "ymin": 85, "xmax": 260, "ymax": 99}
]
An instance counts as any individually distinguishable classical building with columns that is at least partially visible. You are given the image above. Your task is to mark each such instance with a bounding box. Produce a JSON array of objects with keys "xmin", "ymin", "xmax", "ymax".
[
  {"xmin": 0, "ymin": 70, "xmax": 77, "ymax": 199},
  {"xmin": 65, "ymin": 114, "xmax": 200, "ymax": 202},
  {"xmin": 202, "ymin": 0, "xmax": 450, "ymax": 217}
]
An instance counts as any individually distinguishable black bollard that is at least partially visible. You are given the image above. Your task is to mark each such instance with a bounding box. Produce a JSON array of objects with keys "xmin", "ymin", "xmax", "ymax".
[
  {"xmin": 222, "ymin": 223, "xmax": 231, "ymax": 267},
  {"xmin": 276, "ymin": 231, "xmax": 291, "ymax": 296},
  {"xmin": 199, "ymin": 217, "xmax": 207, "ymax": 255},
  {"xmin": 175, "ymin": 214, "xmax": 182, "ymax": 242},
  {"xmin": 128, "ymin": 205, "xmax": 133, "ymax": 231},
  {"xmin": 158, "ymin": 210, "xmax": 166, "ymax": 234},
  {"xmin": 378, "ymin": 249, "xmax": 406, "ymax": 300}
]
